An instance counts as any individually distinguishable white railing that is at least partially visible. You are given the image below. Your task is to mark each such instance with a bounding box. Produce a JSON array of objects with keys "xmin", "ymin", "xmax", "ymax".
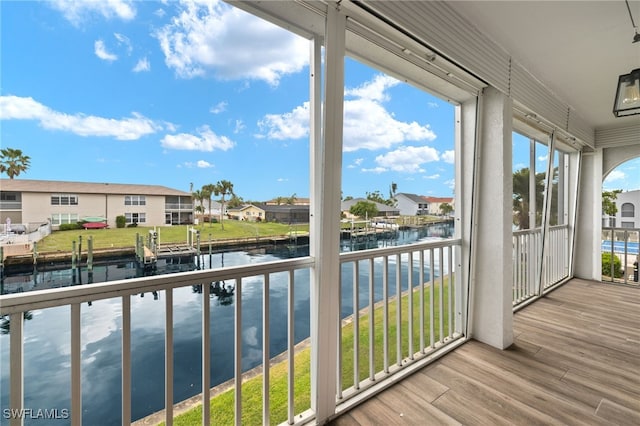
[
  {"xmin": 0, "ymin": 257, "xmax": 314, "ymax": 426},
  {"xmin": 0, "ymin": 239, "xmax": 468, "ymax": 425},
  {"xmin": 602, "ymin": 227, "xmax": 640, "ymax": 285},
  {"xmin": 165, "ymin": 203, "xmax": 193, "ymax": 210},
  {"xmin": 542, "ymin": 224, "xmax": 570, "ymax": 290},
  {"xmin": 512, "ymin": 224, "xmax": 571, "ymax": 307},
  {"xmin": 336, "ymin": 238, "xmax": 464, "ymax": 404},
  {"xmin": 512, "ymin": 228, "xmax": 541, "ymax": 306}
]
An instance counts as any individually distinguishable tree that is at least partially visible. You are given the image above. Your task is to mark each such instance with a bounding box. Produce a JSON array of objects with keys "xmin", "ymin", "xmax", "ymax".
[
  {"xmin": 213, "ymin": 180, "xmax": 234, "ymax": 230},
  {"xmin": 192, "ymin": 189, "xmax": 205, "ymax": 216},
  {"xmin": 227, "ymin": 193, "xmax": 244, "ymax": 209},
  {"xmin": 388, "ymin": 181, "xmax": 398, "ymax": 206},
  {"xmin": 0, "ymin": 148, "xmax": 30, "ymax": 179},
  {"xmin": 343, "ymin": 195, "xmax": 353, "ymax": 201},
  {"xmin": 350, "ymin": 201, "xmax": 379, "ymax": 218},
  {"xmin": 286, "ymin": 193, "xmax": 297, "ymax": 205},
  {"xmin": 440, "ymin": 202, "xmax": 453, "ymax": 216},
  {"xmin": 366, "ymin": 190, "xmax": 387, "ymax": 205},
  {"xmin": 512, "ymin": 168, "xmax": 544, "ymax": 229},
  {"xmin": 602, "ymin": 190, "xmax": 622, "ymax": 217},
  {"xmin": 201, "ymin": 184, "xmax": 215, "ymax": 226}
]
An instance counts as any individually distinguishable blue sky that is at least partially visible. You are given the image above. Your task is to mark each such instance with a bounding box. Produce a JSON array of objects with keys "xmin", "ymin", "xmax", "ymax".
[
  {"xmin": 0, "ymin": 0, "xmax": 456, "ymax": 201},
  {"xmin": 1, "ymin": 1, "xmax": 635, "ymax": 202}
]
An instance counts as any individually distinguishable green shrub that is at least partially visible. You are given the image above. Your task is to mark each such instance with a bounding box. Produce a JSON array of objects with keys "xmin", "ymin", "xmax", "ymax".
[
  {"xmin": 601, "ymin": 252, "xmax": 623, "ymax": 278},
  {"xmin": 59, "ymin": 223, "xmax": 83, "ymax": 231},
  {"xmin": 116, "ymin": 215, "xmax": 126, "ymax": 228},
  {"xmin": 126, "ymin": 222, "xmax": 138, "ymax": 228}
]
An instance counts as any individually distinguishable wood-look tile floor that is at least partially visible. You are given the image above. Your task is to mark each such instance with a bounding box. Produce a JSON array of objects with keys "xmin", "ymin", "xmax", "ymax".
[{"xmin": 330, "ymin": 278, "xmax": 640, "ymax": 425}]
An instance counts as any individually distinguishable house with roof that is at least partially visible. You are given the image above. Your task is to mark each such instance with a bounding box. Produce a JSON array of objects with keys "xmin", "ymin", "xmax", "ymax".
[
  {"xmin": 423, "ymin": 196, "xmax": 455, "ymax": 216},
  {"xmin": 227, "ymin": 204, "xmax": 265, "ymax": 222},
  {"xmin": 341, "ymin": 198, "xmax": 400, "ymax": 219},
  {"xmin": 264, "ymin": 197, "xmax": 310, "ymax": 206},
  {"xmin": 226, "ymin": 204, "xmax": 310, "ymax": 223},
  {"xmin": 262, "ymin": 204, "xmax": 310, "ymax": 223},
  {"xmin": 0, "ymin": 179, "xmax": 193, "ymax": 229},
  {"xmin": 394, "ymin": 193, "xmax": 430, "ymax": 216}
]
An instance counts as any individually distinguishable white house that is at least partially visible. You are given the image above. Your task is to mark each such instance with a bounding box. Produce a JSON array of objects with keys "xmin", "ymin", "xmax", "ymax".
[
  {"xmin": 609, "ymin": 189, "xmax": 640, "ymax": 229},
  {"xmin": 395, "ymin": 193, "xmax": 430, "ymax": 216}
]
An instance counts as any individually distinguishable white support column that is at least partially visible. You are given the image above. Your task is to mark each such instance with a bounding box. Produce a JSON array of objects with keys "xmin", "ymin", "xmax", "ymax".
[
  {"xmin": 456, "ymin": 99, "xmax": 478, "ymax": 337},
  {"xmin": 470, "ymin": 86, "xmax": 513, "ymax": 349},
  {"xmin": 310, "ymin": 4, "xmax": 345, "ymax": 423},
  {"xmin": 574, "ymin": 150, "xmax": 603, "ymax": 280}
]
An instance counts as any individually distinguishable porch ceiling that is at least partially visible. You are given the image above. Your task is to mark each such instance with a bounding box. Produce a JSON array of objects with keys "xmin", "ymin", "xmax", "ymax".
[{"xmin": 448, "ymin": 1, "xmax": 640, "ymax": 131}]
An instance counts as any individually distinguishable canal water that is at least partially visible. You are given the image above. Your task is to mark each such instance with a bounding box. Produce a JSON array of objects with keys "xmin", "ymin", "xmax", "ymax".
[{"xmin": 0, "ymin": 223, "xmax": 453, "ymax": 425}]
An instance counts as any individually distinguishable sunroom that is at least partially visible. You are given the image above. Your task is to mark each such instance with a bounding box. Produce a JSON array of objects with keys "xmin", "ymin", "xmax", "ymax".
[{"xmin": 1, "ymin": 1, "xmax": 639, "ymax": 425}]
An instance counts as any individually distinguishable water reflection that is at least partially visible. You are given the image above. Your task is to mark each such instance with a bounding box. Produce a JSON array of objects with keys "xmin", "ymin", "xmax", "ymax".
[{"xmin": 0, "ymin": 222, "xmax": 453, "ymax": 425}]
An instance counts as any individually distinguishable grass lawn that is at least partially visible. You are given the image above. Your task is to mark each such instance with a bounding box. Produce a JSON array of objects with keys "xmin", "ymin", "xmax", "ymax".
[
  {"xmin": 36, "ymin": 221, "xmax": 309, "ymax": 253},
  {"xmin": 169, "ymin": 278, "xmax": 452, "ymax": 425}
]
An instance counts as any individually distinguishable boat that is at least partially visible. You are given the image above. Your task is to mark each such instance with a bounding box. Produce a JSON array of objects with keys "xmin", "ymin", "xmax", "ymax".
[
  {"xmin": 82, "ymin": 216, "xmax": 107, "ymax": 223},
  {"xmin": 82, "ymin": 222, "xmax": 108, "ymax": 229}
]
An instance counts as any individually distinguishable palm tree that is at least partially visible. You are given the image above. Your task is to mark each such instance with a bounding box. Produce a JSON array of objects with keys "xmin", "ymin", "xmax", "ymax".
[
  {"xmin": 213, "ymin": 180, "xmax": 234, "ymax": 230},
  {"xmin": 201, "ymin": 184, "xmax": 215, "ymax": 226},
  {"xmin": 192, "ymin": 189, "xmax": 205, "ymax": 219},
  {"xmin": 0, "ymin": 148, "xmax": 31, "ymax": 179},
  {"xmin": 286, "ymin": 192, "xmax": 297, "ymax": 205}
]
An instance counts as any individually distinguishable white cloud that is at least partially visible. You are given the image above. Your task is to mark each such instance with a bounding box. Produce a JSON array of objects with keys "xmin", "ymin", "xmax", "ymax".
[
  {"xmin": 277, "ymin": 178, "xmax": 288, "ymax": 182},
  {"xmin": 155, "ymin": 0, "xmax": 308, "ymax": 85},
  {"xmin": 94, "ymin": 40, "xmax": 118, "ymax": 62},
  {"xmin": 424, "ymin": 174, "xmax": 440, "ymax": 179},
  {"xmin": 50, "ymin": 0, "xmax": 136, "ymax": 25},
  {"xmin": 154, "ymin": 8, "xmax": 166, "ymax": 18},
  {"xmin": 347, "ymin": 158, "xmax": 364, "ymax": 169},
  {"xmin": 444, "ymin": 179, "xmax": 455, "ymax": 190},
  {"xmin": 114, "ymin": 33, "xmax": 132, "ymax": 54},
  {"xmin": 257, "ymin": 74, "xmax": 437, "ymax": 151},
  {"xmin": 0, "ymin": 95, "xmax": 161, "ymax": 140},
  {"xmin": 441, "ymin": 150, "xmax": 455, "ymax": 164},
  {"xmin": 197, "ymin": 160, "xmax": 213, "ymax": 168},
  {"xmin": 538, "ymin": 154, "xmax": 548, "ymax": 162},
  {"xmin": 161, "ymin": 125, "xmax": 235, "ymax": 151},
  {"xmin": 133, "ymin": 58, "xmax": 150, "ymax": 72},
  {"xmin": 210, "ymin": 101, "xmax": 227, "ymax": 114},
  {"xmin": 428, "ymin": 102, "xmax": 439, "ymax": 108},
  {"xmin": 233, "ymin": 120, "xmax": 245, "ymax": 134},
  {"xmin": 375, "ymin": 146, "xmax": 440, "ymax": 173},
  {"xmin": 258, "ymin": 102, "xmax": 310, "ymax": 140},
  {"xmin": 604, "ymin": 170, "xmax": 625, "ymax": 182},
  {"xmin": 362, "ymin": 167, "xmax": 387, "ymax": 174},
  {"xmin": 345, "ymin": 74, "xmax": 399, "ymax": 102}
]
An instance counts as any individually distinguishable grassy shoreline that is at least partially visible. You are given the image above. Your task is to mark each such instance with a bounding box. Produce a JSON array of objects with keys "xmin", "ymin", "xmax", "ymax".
[{"xmin": 140, "ymin": 278, "xmax": 452, "ymax": 425}]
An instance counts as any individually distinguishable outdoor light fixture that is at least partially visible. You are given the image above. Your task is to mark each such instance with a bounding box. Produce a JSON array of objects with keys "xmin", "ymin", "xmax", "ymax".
[{"xmin": 613, "ymin": 68, "xmax": 640, "ymax": 117}]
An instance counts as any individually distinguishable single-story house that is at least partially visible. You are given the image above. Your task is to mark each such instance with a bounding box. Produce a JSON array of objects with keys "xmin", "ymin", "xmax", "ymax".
[
  {"xmin": 261, "ymin": 204, "xmax": 310, "ymax": 223},
  {"xmin": 0, "ymin": 179, "xmax": 193, "ymax": 229},
  {"xmin": 341, "ymin": 198, "xmax": 400, "ymax": 219},
  {"xmin": 227, "ymin": 204, "xmax": 266, "ymax": 222}
]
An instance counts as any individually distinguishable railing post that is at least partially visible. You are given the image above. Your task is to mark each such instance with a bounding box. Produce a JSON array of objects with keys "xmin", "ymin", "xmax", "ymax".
[{"xmin": 9, "ymin": 312, "xmax": 23, "ymax": 426}]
